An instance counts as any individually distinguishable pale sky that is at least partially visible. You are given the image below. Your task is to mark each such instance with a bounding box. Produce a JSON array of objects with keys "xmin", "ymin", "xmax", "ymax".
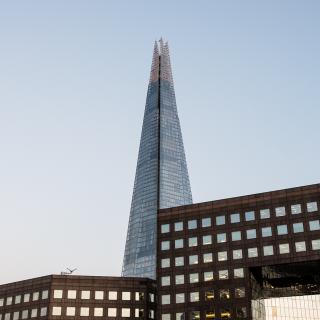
[{"xmin": 0, "ymin": 1, "xmax": 319, "ymax": 284}]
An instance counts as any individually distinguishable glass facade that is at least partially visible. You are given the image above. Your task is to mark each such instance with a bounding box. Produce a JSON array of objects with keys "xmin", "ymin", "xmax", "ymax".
[{"xmin": 122, "ymin": 40, "xmax": 192, "ymax": 279}]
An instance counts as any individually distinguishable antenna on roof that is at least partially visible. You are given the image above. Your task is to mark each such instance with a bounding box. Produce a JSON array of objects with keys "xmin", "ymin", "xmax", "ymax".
[{"xmin": 60, "ymin": 268, "xmax": 77, "ymax": 275}]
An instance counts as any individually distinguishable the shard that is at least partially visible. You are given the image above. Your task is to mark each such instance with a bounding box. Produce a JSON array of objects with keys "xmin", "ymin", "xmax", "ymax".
[{"xmin": 122, "ymin": 40, "xmax": 193, "ymax": 279}]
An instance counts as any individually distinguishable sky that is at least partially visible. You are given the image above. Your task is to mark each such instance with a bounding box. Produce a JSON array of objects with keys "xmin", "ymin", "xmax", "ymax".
[{"xmin": 0, "ymin": 1, "xmax": 319, "ymax": 284}]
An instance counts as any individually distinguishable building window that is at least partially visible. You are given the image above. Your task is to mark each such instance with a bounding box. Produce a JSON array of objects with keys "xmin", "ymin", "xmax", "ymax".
[
  {"xmin": 218, "ymin": 251, "xmax": 228, "ymax": 261},
  {"xmin": 202, "ymin": 217, "xmax": 211, "ymax": 227},
  {"xmin": 23, "ymin": 293, "xmax": 30, "ymax": 303},
  {"xmin": 175, "ymin": 274, "xmax": 185, "ymax": 285},
  {"xmin": 205, "ymin": 290, "xmax": 214, "ymax": 301},
  {"xmin": 175, "ymin": 221, "xmax": 183, "ymax": 231},
  {"xmin": 13, "ymin": 312, "xmax": 19, "ymax": 320},
  {"xmin": 277, "ymin": 224, "xmax": 288, "ymax": 235},
  {"xmin": 94, "ymin": 308, "xmax": 103, "ymax": 317},
  {"xmin": 122, "ymin": 292, "xmax": 131, "ymax": 300},
  {"xmin": 149, "ymin": 310, "xmax": 154, "ymax": 319},
  {"xmin": 162, "ymin": 314, "xmax": 171, "ymax": 320},
  {"xmin": 6, "ymin": 297, "xmax": 12, "ymax": 305},
  {"xmin": 5, "ymin": 313, "xmax": 10, "ymax": 320},
  {"xmin": 67, "ymin": 290, "xmax": 77, "ymax": 299},
  {"xmin": 40, "ymin": 307, "xmax": 47, "ymax": 317},
  {"xmin": 149, "ymin": 293, "xmax": 155, "ymax": 302},
  {"xmin": 189, "ymin": 255, "xmax": 199, "ymax": 265},
  {"xmin": 80, "ymin": 307, "xmax": 90, "ymax": 317},
  {"xmin": 202, "ymin": 235, "xmax": 212, "ymax": 245},
  {"xmin": 121, "ymin": 308, "xmax": 130, "ymax": 318},
  {"xmin": 52, "ymin": 307, "xmax": 61, "ymax": 316},
  {"xmin": 263, "ymin": 245, "xmax": 274, "ymax": 256},
  {"xmin": 233, "ymin": 249, "xmax": 243, "ymax": 260},
  {"xmin": 216, "ymin": 215, "xmax": 225, "ymax": 225},
  {"xmin": 15, "ymin": 295, "xmax": 21, "ymax": 304},
  {"xmin": 234, "ymin": 268, "xmax": 244, "ymax": 278},
  {"xmin": 235, "ymin": 287, "xmax": 245, "ymax": 298},
  {"xmin": 307, "ymin": 201, "xmax": 318, "ymax": 212},
  {"xmin": 31, "ymin": 309, "xmax": 37, "ymax": 318},
  {"xmin": 0, "ymin": 298, "xmax": 3, "ymax": 307},
  {"xmin": 161, "ymin": 240, "xmax": 170, "ymax": 250},
  {"xmin": 188, "ymin": 237, "xmax": 198, "ymax": 247},
  {"xmin": 203, "ymin": 252, "xmax": 213, "ymax": 263},
  {"xmin": 108, "ymin": 308, "xmax": 117, "ymax": 317},
  {"xmin": 108, "ymin": 291, "xmax": 118, "ymax": 300},
  {"xmin": 291, "ymin": 204, "xmax": 302, "ymax": 214},
  {"xmin": 161, "ymin": 276, "xmax": 171, "ymax": 286},
  {"xmin": 161, "ymin": 223, "xmax": 170, "ymax": 233},
  {"xmin": 245, "ymin": 211, "xmax": 255, "ymax": 221},
  {"xmin": 219, "ymin": 269, "xmax": 229, "ymax": 280},
  {"xmin": 217, "ymin": 233, "xmax": 227, "ymax": 243},
  {"xmin": 42, "ymin": 290, "xmax": 49, "ymax": 300},
  {"xmin": 189, "ymin": 273, "xmax": 199, "ymax": 283},
  {"xmin": 293, "ymin": 222, "xmax": 304, "ymax": 233},
  {"xmin": 188, "ymin": 219, "xmax": 197, "ymax": 230},
  {"xmin": 81, "ymin": 290, "xmax": 90, "ymax": 299},
  {"xmin": 175, "ymin": 293, "xmax": 185, "ymax": 304},
  {"xmin": 95, "ymin": 291, "xmax": 104, "ymax": 300},
  {"xmin": 176, "ymin": 313, "xmax": 184, "ymax": 320},
  {"xmin": 205, "ymin": 310, "xmax": 215, "ymax": 319},
  {"xmin": 135, "ymin": 292, "xmax": 144, "ymax": 301},
  {"xmin": 161, "ymin": 294, "xmax": 170, "ymax": 305},
  {"xmin": 248, "ymin": 247, "xmax": 258, "ymax": 258},
  {"xmin": 161, "ymin": 258, "xmax": 170, "ymax": 268},
  {"xmin": 261, "ymin": 226, "xmax": 272, "ymax": 237},
  {"xmin": 260, "ymin": 209, "xmax": 270, "ymax": 219},
  {"xmin": 236, "ymin": 307, "xmax": 247, "ymax": 318},
  {"xmin": 66, "ymin": 307, "xmax": 76, "ymax": 316},
  {"xmin": 309, "ymin": 220, "xmax": 320, "ymax": 231},
  {"xmin": 220, "ymin": 289, "xmax": 230, "ymax": 299},
  {"xmin": 190, "ymin": 311, "xmax": 200, "ymax": 320},
  {"xmin": 275, "ymin": 206, "xmax": 286, "ymax": 217},
  {"xmin": 246, "ymin": 229, "xmax": 257, "ymax": 239},
  {"xmin": 190, "ymin": 292, "xmax": 199, "ymax": 302},
  {"xmin": 175, "ymin": 256, "xmax": 184, "ymax": 267},
  {"xmin": 204, "ymin": 271, "xmax": 214, "ymax": 281},
  {"xmin": 231, "ymin": 231, "xmax": 241, "ymax": 241},
  {"xmin": 135, "ymin": 309, "xmax": 144, "ymax": 318},
  {"xmin": 279, "ymin": 243, "xmax": 290, "ymax": 254},
  {"xmin": 230, "ymin": 213, "xmax": 240, "ymax": 223},
  {"xmin": 175, "ymin": 239, "xmax": 184, "ymax": 249},
  {"xmin": 311, "ymin": 239, "xmax": 320, "ymax": 250},
  {"xmin": 31, "ymin": 292, "xmax": 38, "ymax": 301},
  {"xmin": 295, "ymin": 241, "xmax": 306, "ymax": 252},
  {"xmin": 53, "ymin": 290, "xmax": 63, "ymax": 299}
]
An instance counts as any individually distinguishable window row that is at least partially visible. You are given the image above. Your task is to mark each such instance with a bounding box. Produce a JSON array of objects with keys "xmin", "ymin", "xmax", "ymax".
[
  {"xmin": 0, "ymin": 307, "xmax": 47, "ymax": 320},
  {"xmin": 161, "ymin": 287, "xmax": 245, "ymax": 305},
  {"xmin": 160, "ymin": 221, "xmax": 320, "ymax": 250},
  {"xmin": 161, "ymin": 268, "xmax": 245, "ymax": 282},
  {"xmin": 161, "ymin": 307, "xmax": 247, "ymax": 320},
  {"xmin": 160, "ymin": 201, "xmax": 318, "ymax": 233},
  {"xmin": 51, "ymin": 306, "xmax": 154, "ymax": 318},
  {"xmin": 0, "ymin": 291, "xmax": 48, "ymax": 308},
  {"xmin": 161, "ymin": 240, "xmax": 320, "ymax": 267},
  {"xmin": 53, "ymin": 289, "xmax": 153, "ymax": 302}
]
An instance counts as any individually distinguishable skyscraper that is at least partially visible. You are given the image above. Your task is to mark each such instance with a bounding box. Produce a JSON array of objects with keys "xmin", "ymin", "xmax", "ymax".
[{"xmin": 122, "ymin": 40, "xmax": 193, "ymax": 279}]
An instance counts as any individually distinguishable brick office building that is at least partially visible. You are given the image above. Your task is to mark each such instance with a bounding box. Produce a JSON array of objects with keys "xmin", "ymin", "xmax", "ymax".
[
  {"xmin": 157, "ymin": 184, "xmax": 320, "ymax": 320},
  {"xmin": 0, "ymin": 275, "xmax": 156, "ymax": 320}
]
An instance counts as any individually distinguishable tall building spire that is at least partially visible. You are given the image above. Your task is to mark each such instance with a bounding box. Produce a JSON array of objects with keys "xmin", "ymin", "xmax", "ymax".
[{"xmin": 122, "ymin": 40, "xmax": 192, "ymax": 279}]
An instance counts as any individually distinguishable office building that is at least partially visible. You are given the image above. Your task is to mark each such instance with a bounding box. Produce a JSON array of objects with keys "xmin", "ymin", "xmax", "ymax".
[{"xmin": 122, "ymin": 40, "xmax": 192, "ymax": 279}]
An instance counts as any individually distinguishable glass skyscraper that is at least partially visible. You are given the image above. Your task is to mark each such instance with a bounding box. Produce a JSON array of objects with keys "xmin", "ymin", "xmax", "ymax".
[{"xmin": 122, "ymin": 40, "xmax": 193, "ymax": 279}]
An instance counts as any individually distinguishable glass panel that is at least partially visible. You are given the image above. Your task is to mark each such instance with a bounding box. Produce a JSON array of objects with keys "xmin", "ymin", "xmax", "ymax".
[
  {"xmin": 217, "ymin": 233, "xmax": 227, "ymax": 243},
  {"xmin": 188, "ymin": 237, "xmax": 198, "ymax": 247},
  {"xmin": 188, "ymin": 219, "xmax": 197, "ymax": 230},
  {"xmin": 175, "ymin": 274, "xmax": 184, "ymax": 285},
  {"xmin": 203, "ymin": 253, "xmax": 213, "ymax": 263},
  {"xmin": 203, "ymin": 235, "xmax": 212, "ymax": 245},
  {"xmin": 263, "ymin": 245, "xmax": 274, "ymax": 256},
  {"xmin": 216, "ymin": 215, "xmax": 225, "ymax": 225},
  {"xmin": 246, "ymin": 229, "xmax": 256, "ymax": 239},
  {"xmin": 279, "ymin": 243, "xmax": 290, "ymax": 254},
  {"xmin": 189, "ymin": 255, "xmax": 198, "ymax": 265},
  {"xmin": 175, "ymin": 239, "xmax": 183, "ymax": 249},
  {"xmin": 230, "ymin": 213, "xmax": 240, "ymax": 223},
  {"xmin": 291, "ymin": 204, "xmax": 302, "ymax": 214},
  {"xmin": 175, "ymin": 256, "xmax": 184, "ymax": 266},
  {"xmin": 161, "ymin": 258, "xmax": 170, "ymax": 268},
  {"xmin": 248, "ymin": 247, "xmax": 258, "ymax": 258},
  {"xmin": 277, "ymin": 224, "xmax": 288, "ymax": 235},
  {"xmin": 309, "ymin": 220, "xmax": 320, "ymax": 231},
  {"xmin": 220, "ymin": 289, "xmax": 230, "ymax": 299},
  {"xmin": 219, "ymin": 270, "xmax": 229, "ymax": 280},
  {"xmin": 161, "ymin": 224, "xmax": 170, "ymax": 233},
  {"xmin": 204, "ymin": 271, "xmax": 214, "ymax": 281},
  {"xmin": 189, "ymin": 273, "xmax": 199, "ymax": 283},
  {"xmin": 260, "ymin": 209, "xmax": 270, "ymax": 219},
  {"xmin": 295, "ymin": 241, "xmax": 306, "ymax": 252},
  {"xmin": 293, "ymin": 222, "xmax": 304, "ymax": 233},
  {"xmin": 202, "ymin": 217, "xmax": 211, "ymax": 227},
  {"xmin": 245, "ymin": 211, "xmax": 255, "ymax": 221},
  {"xmin": 261, "ymin": 226, "xmax": 272, "ymax": 237},
  {"xmin": 307, "ymin": 201, "xmax": 318, "ymax": 212},
  {"xmin": 231, "ymin": 231, "xmax": 241, "ymax": 241},
  {"xmin": 275, "ymin": 206, "xmax": 286, "ymax": 217},
  {"xmin": 233, "ymin": 249, "xmax": 243, "ymax": 260},
  {"xmin": 218, "ymin": 251, "xmax": 228, "ymax": 261},
  {"xmin": 174, "ymin": 221, "xmax": 183, "ymax": 231},
  {"xmin": 234, "ymin": 268, "xmax": 244, "ymax": 278}
]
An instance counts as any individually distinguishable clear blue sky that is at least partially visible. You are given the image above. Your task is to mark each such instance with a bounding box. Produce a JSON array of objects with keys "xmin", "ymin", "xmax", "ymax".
[{"xmin": 0, "ymin": 1, "xmax": 319, "ymax": 284}]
